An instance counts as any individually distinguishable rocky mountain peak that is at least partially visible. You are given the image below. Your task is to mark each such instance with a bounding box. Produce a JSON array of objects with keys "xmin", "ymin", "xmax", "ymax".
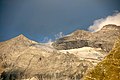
[
  {"xmin": 0, "ymin": 34, "xmax": 37, "ymax": 53},
  {"xmin": 6, "ymin": 34, "xmax": 37, "ymax": 46},
  {"xmin": 100, "ymin": 24, "xmax": 120, "ymax": 32},
  {"xmin": 52, "ymin": 24, "xmax": 120, "ymax": 52},
  {"xmin": 15, "ymin": 34, "xmax": 26, "ymax": 38},
  {"xmin": 12, "ymin": 34, "xmax": 30, "ymax": 41},
  {"xmin": 70, "ymin": 29, "xmax": 91, "ymax": 36}
]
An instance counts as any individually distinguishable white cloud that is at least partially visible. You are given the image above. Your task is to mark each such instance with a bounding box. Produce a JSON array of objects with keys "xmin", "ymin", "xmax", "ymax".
[
  {"xmin": 88, "ymin": 12, "xmax": 120, "ymax": 32},
  {"xmin": 55, "ymin": 32, "xmax": 64, "ymax": 39}
]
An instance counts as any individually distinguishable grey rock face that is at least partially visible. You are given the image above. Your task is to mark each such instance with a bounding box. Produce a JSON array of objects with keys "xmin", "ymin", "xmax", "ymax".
[
  {"xmin": 52, "ymin": 24, "xmax": 120, "ymax": 52},
  {"xmin": 0, "ymin": 34, "xmax": 94, "ymax": 80}
]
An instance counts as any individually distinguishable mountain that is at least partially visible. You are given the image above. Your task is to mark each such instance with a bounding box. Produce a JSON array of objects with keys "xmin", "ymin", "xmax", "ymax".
[
  {"xmin": 0, "ymin": 24, "xmax": 119, "ymax": 80},
  {"xmin": 52, "ymin": 24, "xmax": 120, "ymax": 52},
  {"xmin": 84, "ymin": 36, "xmax": 120, "ymax": 80},
  {"xmin": 0, "ymin": 34, "xmax": 97, "ymax": 80}
]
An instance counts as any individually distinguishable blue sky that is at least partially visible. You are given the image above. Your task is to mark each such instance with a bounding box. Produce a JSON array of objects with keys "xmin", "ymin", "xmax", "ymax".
[{"xmin": 0, "ymin": 0, "xmax": 120, "ymax": 42}]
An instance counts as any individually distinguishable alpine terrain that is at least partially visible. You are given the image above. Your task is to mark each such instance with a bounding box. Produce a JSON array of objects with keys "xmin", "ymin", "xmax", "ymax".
[{"xmin": 0, "ymin": 24, "xmax": 120, "ymax": 80}]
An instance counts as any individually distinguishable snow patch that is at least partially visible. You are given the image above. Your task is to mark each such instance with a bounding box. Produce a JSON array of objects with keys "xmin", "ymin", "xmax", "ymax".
[{"xmin": 59, "ymin": 47, "xmax": 105, "ymax": 65}]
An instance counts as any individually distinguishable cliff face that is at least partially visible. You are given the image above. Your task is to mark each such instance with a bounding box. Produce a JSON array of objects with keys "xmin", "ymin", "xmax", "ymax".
[
  {"xmin": 0, "ymin": 34, "xmax": 94, "ymax": 80},
  {"xmin": 52, "ymin": 24, "xmax": 120, "ymax": 52},
  {"xmin": 84, "ymin": 37, "xmax": 120, "ymax": 80}
]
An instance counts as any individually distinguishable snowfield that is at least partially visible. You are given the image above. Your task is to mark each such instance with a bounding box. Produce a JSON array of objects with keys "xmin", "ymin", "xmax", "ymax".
[{"xmin": 59, "ymin": 47, "xmax": 106, "ymax": 65}]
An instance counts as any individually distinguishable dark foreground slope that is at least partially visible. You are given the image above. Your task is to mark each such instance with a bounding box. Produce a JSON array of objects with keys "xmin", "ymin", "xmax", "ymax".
[
  {"xmin": 52, "ymin": 24, "xmax": 120, "ymax": 52},
  {"xmin": 84, "ymin": 37, "xmax": 120, "ymax": 80}
]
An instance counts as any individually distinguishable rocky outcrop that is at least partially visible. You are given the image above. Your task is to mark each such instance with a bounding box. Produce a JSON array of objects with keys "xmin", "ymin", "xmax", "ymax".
[
  {"xmin": 84, "ymin": 36, "xmax": 120, "ymax": 80},
  {"xmin": 0, "ymin": 34, "xmax": 95, "ymax": 80},
  {"xmin": 52, "ymin": 24, "xmax": 120, "ymax": 52}
]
